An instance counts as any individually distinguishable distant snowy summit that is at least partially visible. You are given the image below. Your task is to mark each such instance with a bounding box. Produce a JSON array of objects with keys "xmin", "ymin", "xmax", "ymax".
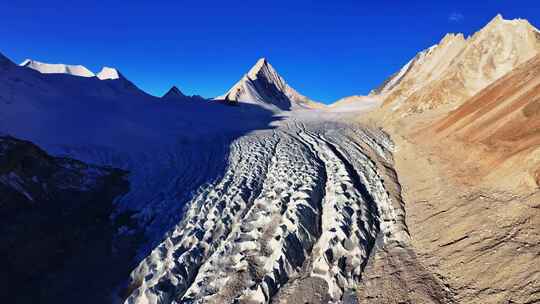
[
  {"xmin": 21, "ymin": 59, "xmax": 96, "ymax": 77},
  {"xmin": 216, "ymin": 58, "xmax": 322, "ymax": 110},
  {"xmin": 96, "ymin": 66, "xmax": 123, "ymax": 80},
  {"xmin": 15, "ymin": 56, "xmax": 321, "ymax": 109},
  {"xmin": 18, "ymin": 58, "xmax": 148, "ymax": 95},
  {"xmin": 20, "ymin": 59, "xmax": 129, "ymax": 82}
]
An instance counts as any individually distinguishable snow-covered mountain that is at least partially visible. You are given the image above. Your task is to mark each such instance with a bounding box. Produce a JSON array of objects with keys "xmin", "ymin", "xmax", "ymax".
[
  {"xmin": 217, "ymin": 58, "xmax": 322, "ymax": 110},
  {"xmin": 4, "ymin": 14, "xmax": 540, "ymax": 303},
  {"xmin": 19, "ymin": 59, "xmax": 146, "ymax": 94},
  {"xmin": 373, "ymin": 14, "xmax": 540, "ymax": 114},
  {"xmin": 21, "ymin": 58, "xmax": 96, "ymax": 77},
  {"xmin": 0, "ymin": 50, "xmax": 282, "ymax": 303},
  {"xmin": 97, "ymin": 66, "xmax": 123, "ymax": 80},
  {"xmin": 0, "ymin": 50, "xmax": 413, "ymax": 304}
]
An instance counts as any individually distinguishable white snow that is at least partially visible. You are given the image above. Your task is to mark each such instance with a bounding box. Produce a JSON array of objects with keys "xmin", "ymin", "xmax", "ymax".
[
  {"xmin": 20, "ymin": 59, "xmax": 95, "ymax": 77},
  {"xmin": 97, "ymin": 66, "xmax": 122, "ymax": 80},
  {"xmin": 216, "ymin": 58, "xmax": 319, "ymax": 110}
]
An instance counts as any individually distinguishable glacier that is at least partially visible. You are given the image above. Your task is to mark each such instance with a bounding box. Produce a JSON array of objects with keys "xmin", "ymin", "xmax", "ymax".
[{"xmin": 0, "ymin": 54, "xmax": 408, "ymax": 304}]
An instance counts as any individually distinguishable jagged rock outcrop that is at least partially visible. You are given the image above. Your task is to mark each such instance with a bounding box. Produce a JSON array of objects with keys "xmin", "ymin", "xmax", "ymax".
[
  {"xmin": 0, "ymin": 136, "xmax": 135, "ymax": 304},
  {"xmin": 375, "ymin": 14, "xmax": 540, "ymax": 114}
]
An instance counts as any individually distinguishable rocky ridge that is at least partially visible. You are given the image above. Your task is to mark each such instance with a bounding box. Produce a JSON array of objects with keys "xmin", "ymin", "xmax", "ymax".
[{"xmin": 374, "ymin": 14, "xmax": 540, "ymax": 115}]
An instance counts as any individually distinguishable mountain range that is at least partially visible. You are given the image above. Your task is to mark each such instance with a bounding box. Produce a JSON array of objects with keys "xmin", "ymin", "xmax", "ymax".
[
  {"xmin": 0, "ymin": 14, "xmax": 538, "ymax": 304},
  {"xmin": 373, "ymin": 14, "xmax": 540, "ymax": 115}
]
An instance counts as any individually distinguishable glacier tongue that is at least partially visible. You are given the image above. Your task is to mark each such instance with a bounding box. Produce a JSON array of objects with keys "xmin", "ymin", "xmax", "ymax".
[{"xmin": 123, "ymin": 116, "xmax": 408, "ymax": 304}]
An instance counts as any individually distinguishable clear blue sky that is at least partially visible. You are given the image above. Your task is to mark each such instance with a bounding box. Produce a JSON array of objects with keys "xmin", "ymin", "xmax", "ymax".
[{"xmin": 1, "ymin": 0, "xmax": 539, "ymax": 103}]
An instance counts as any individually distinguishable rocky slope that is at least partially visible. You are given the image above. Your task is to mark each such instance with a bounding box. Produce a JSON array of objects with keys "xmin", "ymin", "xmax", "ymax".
[
  {"xmin": 382, "ymin": 127, "xmax": 540, "ymax": 304},
  {"xmin": 0, "ymin": 136, "xmax": 134, "ymax": 304},
  {"xmin": 359, "ymin": 14, "xmax": 540, "ymax": 304},
  {"xmin": 434, "ymin": 54, "xmax": 540, "ymax": 188},
  {"xmin": 374, "ymin": 14, "xmax": 540, "ymax": 115}
]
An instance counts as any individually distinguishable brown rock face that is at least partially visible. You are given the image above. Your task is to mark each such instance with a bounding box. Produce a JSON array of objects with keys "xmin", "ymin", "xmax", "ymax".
[
  {"xmin": 435, "ymin": 54, "xmax": 540, "ymax": 188},
  {"xmin": 360, "ymin": 15, "xmax": 540, "ymax": 304},
  {"xmin": 375, "ymin": 15, "xmax": 540, "ymax": 116}
]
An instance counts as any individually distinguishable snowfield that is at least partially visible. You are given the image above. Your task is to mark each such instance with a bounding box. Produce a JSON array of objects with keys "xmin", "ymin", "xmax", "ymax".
[{"xmin": 0, "ymin": 54, "xmax": 409, "ymax": 303}]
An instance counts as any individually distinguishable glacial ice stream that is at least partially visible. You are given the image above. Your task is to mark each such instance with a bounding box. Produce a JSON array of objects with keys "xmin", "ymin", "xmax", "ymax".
[{"xmin": 123, "ymin": 113, "xmax": 409, "ymax": 304}]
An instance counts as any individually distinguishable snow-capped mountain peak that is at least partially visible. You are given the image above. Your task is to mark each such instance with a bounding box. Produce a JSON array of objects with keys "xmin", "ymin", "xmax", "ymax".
[
  {"xmin": 96, "ymin": 66, "xmax": 123, "ymax": 80},
  {"xmin": 20, "ymin": 59, "xmax": 95, "ymax": 77},
  {"xmin": 217, "ymin": 57, "xmax": 320, "ymax": 110},
  {"xmin": 247, "ymin": 57, "xmax": 266, "ymax": 75},
  {"xmin": 246, "ymin": 57, "xmax": 287, "ymax": 91}
]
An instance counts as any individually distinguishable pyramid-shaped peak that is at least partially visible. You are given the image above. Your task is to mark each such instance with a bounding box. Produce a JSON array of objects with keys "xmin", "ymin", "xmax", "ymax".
[
  {"xmin": 162, "ymin": 86, "xmax": 186, "ymax": 99},
  {"xmin": 247, "ymin": 57, "xmax": 274, "ymax": 78},
  {"xmin": 493, "ymin": 13, "xmax": 504, "ymax": 22},
  {"xmin": 97, "ymin": 66, "xmax": 123, "ymax": 80},
  {"xmin": 215, "ymin": 56, "xmax": 317, "ymax": 110},
  {"xmin": 253, "ymin": 57, "xmax": 268, "ymax": 66}
]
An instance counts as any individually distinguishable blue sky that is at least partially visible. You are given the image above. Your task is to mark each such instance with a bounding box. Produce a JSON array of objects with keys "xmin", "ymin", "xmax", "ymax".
[{"xmin": 1, "ymin": 0, "xmax": 539, "ymax": 103}]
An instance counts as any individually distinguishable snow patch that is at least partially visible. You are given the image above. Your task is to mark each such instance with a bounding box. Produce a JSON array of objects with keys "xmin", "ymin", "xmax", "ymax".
[{"xmin": 97, "ymin": 66, "xmax": 122, "ymax": 80}]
